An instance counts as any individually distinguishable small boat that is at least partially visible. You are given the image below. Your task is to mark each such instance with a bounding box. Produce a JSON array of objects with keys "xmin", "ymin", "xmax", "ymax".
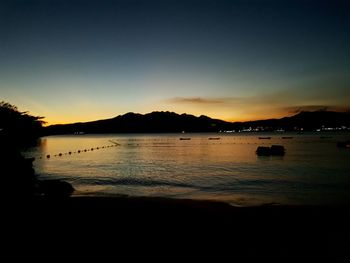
[
  {"xmin": 258, "ymin": 137, "xmax": 271, "ymax": 139},
  {"xmin": 256, "ymin": 146, "xmax": 271, "ymax": 156},
  {"xmin": 179, "ymin": 138, "xmax": 191, "ymax": 140},
  {"xmin": 270, "ymin": 145, "xmax": 285, "ymax": 156},
  {"xmin": 256, "ymin": 145, "xmax": 285, "ymax": 156},
  {"xmin": 282, "ymin": 136, "xmax": 293, "ymax": 139},
  {"xmin": 208, "ymin": 137, "xmax": 220, "ymax": 140}
]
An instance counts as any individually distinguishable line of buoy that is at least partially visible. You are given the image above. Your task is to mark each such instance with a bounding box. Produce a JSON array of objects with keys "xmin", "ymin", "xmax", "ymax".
[{"xmin": 44, "ymin": 144, "xmax": 119, "ymax": 159}]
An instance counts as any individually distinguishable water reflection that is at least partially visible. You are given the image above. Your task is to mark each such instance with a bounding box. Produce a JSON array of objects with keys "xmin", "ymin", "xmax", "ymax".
[{"xmin": 26, "ymin": 133, "xmax": 350, "ymax": 206}]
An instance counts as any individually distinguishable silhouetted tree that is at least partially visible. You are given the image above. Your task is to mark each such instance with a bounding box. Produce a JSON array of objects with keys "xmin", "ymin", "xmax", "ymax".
[
  {"xmin": 0, "ymin": 102, "xmax": 45, "ymax": 197},
  {"xmin": 0, "ymin": 101, "xmax": 45, "ymax": 147},
  {"xmin": 0, "ymin": 102, "xmax": 73, "ymax": 199}
]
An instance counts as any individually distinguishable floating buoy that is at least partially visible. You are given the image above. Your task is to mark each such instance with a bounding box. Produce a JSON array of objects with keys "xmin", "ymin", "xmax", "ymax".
[{"xmin": 41, "ymin": 143, "xmax": 117, "ymax": 160}]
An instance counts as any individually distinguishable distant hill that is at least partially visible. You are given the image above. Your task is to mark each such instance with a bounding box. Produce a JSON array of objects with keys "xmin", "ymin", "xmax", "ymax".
[
  {"xmin": 232, "ymin": 111, "xmax": 350, "ymax": 132},
  {"xmin": 45, "ymin": 111, "xmax": 350, "ymax": 135},
  {"xmin": 45, "ymin": 111, "xmax": 232, "ymax": 134}
]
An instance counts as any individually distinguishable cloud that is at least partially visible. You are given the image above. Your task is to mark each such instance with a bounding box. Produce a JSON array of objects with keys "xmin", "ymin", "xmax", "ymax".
[
  {"xmin": 285, "ymin": 105, "xmax": 350, "ymax": 114},
  {"xmin": 164, "ymin": 89, "xmax": 350, "ymax": 121},
  {"xmin": 166, "ymin": 93, "xmax": 292, "ymax": 106},
  {"xmin": 168, "ymin": 97, "xmax": 233, "ymax": 105},
  {"xmin": 285, "ymin": 105, "xmax": 329, "ymax": 114}
]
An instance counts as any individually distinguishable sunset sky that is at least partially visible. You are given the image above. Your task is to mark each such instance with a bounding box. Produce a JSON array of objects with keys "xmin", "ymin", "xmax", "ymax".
[{"xmin": 1, "ymin": 0, "xmax": 349, "ymax": 124}]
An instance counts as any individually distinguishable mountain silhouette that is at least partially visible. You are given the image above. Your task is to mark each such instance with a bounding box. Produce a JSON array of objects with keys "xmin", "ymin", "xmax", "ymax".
[
  {"xmin": 45, "ymin": 110, "xmax": 350, "ymax": 135},
  {"xmin": 45, "ymin": 112, "xmax": 231, "ymax": 134},
  {"xmin": 232, "ymin": 111, "xmax": 350, "ymax": 132}
]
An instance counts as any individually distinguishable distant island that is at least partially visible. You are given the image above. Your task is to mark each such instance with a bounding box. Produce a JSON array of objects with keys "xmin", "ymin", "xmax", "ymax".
[{"xmin": 45, "ymin": 111, "xmax": 350, "ymax": 135}]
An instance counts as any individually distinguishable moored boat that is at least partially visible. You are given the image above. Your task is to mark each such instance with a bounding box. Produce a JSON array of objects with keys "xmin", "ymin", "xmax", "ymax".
[{"xmin": 256, "ymin": 145, "xmax": 285, "ymax": 156}]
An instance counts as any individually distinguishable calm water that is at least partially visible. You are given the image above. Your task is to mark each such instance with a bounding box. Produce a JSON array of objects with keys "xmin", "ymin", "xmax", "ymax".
[{"xmin": 25, "ymin": 133, "xmax": 350, "ymax": 206}]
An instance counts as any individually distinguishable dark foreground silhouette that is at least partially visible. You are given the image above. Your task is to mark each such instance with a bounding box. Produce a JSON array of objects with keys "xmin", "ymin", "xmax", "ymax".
[
  {"xmin": 0, "ymin": 101, "xmax": 74, "ymax": 199},
  {"xmin": 1, "ymin": 132, "xmax": 74, "ymax": 199},
  {"xmin": 5, "ymin": 196, "xmax": 349, "ymax": 260}
]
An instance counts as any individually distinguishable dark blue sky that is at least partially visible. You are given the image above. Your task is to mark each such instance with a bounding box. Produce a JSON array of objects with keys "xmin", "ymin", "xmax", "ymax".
[{"xmin": 1, "ymin": 0, "xmax": 349, "ymax": 123}]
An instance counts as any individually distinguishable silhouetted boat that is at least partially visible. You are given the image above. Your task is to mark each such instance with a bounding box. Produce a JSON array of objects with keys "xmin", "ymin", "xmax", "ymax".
[
  {"xmin": 256, "ymin": 145, "xmax": 285, "ymax": 156},
  {"xmin": 208, "ymin": 137, "xmax": 220, "ymax": 140},
  {"xmin": 179, "ymin": 138, "xmax": 191, "ymax": 140},
  {"xmin": 270, "ymin": 145, "xmax": 285, "ymax": 155},
  {"xmin": 256, "ymin": 146, "xmax": 271, "ymax": 156},
  {"xmin": 282, "ymin": 137, "xmax": 293, "ymax": 139},
  {"xmin": 258, "ymin": 137, "xmax": 271, "ymax": 139},
  {"xmin": 320, "ymin": 136, "xmax": 332, "ymax": 139}
]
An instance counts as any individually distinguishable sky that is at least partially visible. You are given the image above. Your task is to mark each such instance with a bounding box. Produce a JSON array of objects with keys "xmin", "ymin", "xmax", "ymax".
[{"xmin": 1, "ymin": 0, "xmax": 350, "ymax": 124}]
